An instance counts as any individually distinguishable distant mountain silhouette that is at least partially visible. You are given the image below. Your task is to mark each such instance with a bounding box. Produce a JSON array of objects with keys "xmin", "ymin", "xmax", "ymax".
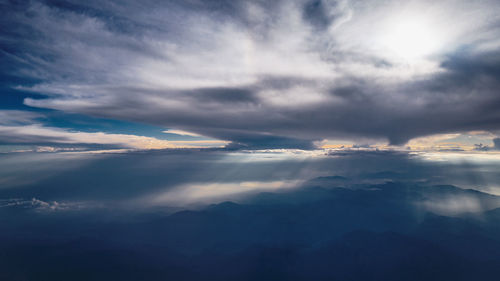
[{"xmin": 2, "ymin": 182, "xmax": 500, "ymax": 280}]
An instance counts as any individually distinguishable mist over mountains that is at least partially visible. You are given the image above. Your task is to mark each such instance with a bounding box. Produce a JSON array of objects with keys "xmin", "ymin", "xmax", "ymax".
[{"xmin": 3, "ymin": 177, "xmax": 500, "ymax": 281}]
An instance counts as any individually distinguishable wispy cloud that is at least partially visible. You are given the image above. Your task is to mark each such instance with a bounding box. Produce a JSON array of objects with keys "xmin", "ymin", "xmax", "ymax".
[
  {"xmin": 0, "ymin": 198, "xmax": 95, "ymax": 211},
  {"xmin": 0, "ymin": 124, "xmax": 227, "ymax": 150},
  {"xmin": 163, "ymin": 129, "xmax": 202, "ymax": 137}
]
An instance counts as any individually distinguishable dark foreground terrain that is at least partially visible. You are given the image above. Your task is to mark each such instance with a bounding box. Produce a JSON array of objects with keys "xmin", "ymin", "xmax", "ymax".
[{"xmin": 2, "ymin": 181, "xmax": 500, "ymax": 281}]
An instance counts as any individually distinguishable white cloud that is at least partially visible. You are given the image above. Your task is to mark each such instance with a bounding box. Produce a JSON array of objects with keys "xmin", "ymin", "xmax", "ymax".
[
  {"xmin": 0, "ymin": 124, "xmax": 227, "ymax": 151},
  {"xmin": 418, "ymin": 195, "xmax": 483, "ymax": 216},
  {"xmin": 163, "ymin": 129, "xmax": 202, "ymax": 137}
]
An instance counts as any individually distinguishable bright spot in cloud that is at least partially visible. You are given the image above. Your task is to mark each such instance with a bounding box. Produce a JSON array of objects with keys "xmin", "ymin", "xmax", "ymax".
[{"xmin": 379, "ymin": 17, "xmax": 441, "ymax": 61}]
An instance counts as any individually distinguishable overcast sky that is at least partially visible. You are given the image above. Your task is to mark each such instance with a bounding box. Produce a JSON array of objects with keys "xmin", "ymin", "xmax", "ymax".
[{"xmin": 1, "ymin": 0, "xmax": 500, "ymax": 152}]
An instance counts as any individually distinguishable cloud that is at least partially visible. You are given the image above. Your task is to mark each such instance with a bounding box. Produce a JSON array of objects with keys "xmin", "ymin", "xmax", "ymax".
[
  {"xmin": 2, "ymin": 0, "xmax": 500, "ymax": 148},
  {"xmin": 418, "ymin": 195, "xmax": 483, "ymax": 216},
  {"xmin": 0, "ymin": 110, "xmax": 42, "ymax": 125},
  {"xmin": 1, "ymin": 148, "xmax": 499, "ymax": 207},
  {"xmin": 494, "ymin": 138, "xmax": 500, "ymax": 150},
  {"xmin": 0, "ymin": 198, "xmax": 92, "ymax": 211},
  {"xmin": 0, "ymin": 123, "xmax": 227, "ymax": 151},
  {"xmin": 147, "ymin": 180, "xmax": 302, "ymax": 207},
  {"xmin": 0, "ymin": 110, "xmax": 227, "ymax": 151},
  {"xmin": 163, "ymin": 129, "xmax": 202, "ymax": 137}
]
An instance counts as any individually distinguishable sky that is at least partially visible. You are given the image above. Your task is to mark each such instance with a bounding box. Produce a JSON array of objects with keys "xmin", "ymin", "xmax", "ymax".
[
  {"xmin": 1, "ymin": 0, "xmax": 500, "ymax": 208},
  {"xmin": 2, "ymin": 1, "xmax": 500, "ymax": 279},
  {"xmin": 0, "ymin": 0, "xmax": 499, "ymax": 207},
  {"xmin": 1, "ymin": 0, "xmax": 500, "ymax": 153}
]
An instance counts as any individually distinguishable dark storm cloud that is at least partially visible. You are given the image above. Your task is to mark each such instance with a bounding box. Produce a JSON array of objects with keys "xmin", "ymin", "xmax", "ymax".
[
  {"xmin": 2, "ymin": 0, "xmax": 500, "ymax": 148},
  {"xmin": 494, "ymin": 138, "xmax": 500, "ymax": 150},
  {"xmin": 186, "ymin": 87, "xmax": 258, "ymax": 104},
  {"xmin": 303, "ymin": 0, "xmax": 338, "ymax": 30},
  {"xmin": 383, "ymin": 49, "xmax": 500, "ymax": 144},
  {"xmin": 224, "ymin": 134, "xmax": 316, "ymax": 150}
]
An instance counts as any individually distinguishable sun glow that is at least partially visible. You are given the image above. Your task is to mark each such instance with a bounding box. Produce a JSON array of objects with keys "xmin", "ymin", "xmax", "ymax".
[{"xmin": 379, "ymin": 17, "xmax": 441, "ymax": 61}]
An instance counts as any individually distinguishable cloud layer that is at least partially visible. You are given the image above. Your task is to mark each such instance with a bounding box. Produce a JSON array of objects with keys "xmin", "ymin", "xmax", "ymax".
[
  {"xmin": 0, "ymin": 110, "xmax": 227, "ymax": 150},
  {"xmin": 2, "ymin": 0, "xmax": 500, "ymax": 148}
]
